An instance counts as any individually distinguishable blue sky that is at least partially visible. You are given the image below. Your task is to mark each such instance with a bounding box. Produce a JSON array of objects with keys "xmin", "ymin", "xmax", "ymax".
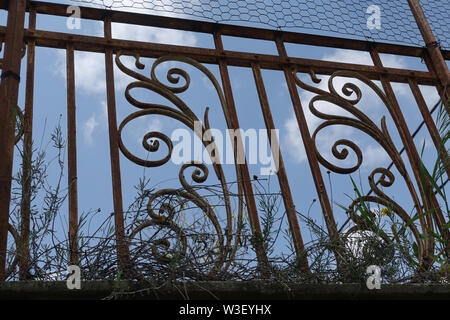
[{"xmin": 3, "ymin": 1, "xmax": 448, "ymax": 269}]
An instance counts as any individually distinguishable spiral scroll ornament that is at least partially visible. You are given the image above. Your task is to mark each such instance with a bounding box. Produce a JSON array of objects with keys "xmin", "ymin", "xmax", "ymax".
[
  {"xmin": 293, "ymin": 69, "xmax": 431, "ymax": 264},
  {"xmin": 116, "ymin": 52, "xmax": 241, "ymax": 275}
]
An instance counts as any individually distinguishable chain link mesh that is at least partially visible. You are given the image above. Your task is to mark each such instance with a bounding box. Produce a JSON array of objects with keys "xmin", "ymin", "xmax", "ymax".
[
  {"xmin": 69, "ymin": 0, "xmax": 449, "ymax": 50},
  {"xmin": 419, "ymin": 0, "xmax": 450, "ymax": 50}
]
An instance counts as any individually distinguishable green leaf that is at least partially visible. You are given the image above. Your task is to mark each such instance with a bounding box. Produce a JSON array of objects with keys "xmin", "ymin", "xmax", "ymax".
[
  {"xmin": 442, "ymin": 222, "xmax": 450, "ymax": 231},
  {"xmin": 412, "ymin": 242, "xmax": 419, "ymax": 258},
  {"xmin": 420, "ymin": 162, "xmax": 444, "ymax": 199},
  {"xmin": 426, "ymin": 229, "xmax": 446, "ymax": 244},
  {"xmin": 406, "ymin": 209, "xmax": 433, "ymax": 228}
]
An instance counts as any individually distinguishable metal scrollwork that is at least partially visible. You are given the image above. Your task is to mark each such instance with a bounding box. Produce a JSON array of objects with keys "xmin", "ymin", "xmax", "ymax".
[
  {"xmin": 294, "ymin": 69, "xmax": 428, "ymax": 263},
  {"xmin": 116, "ymin": 52, "xmax": 239, "ymax": 275},
  {"xmin": 294, "ymin": 70, "xmax": 407, "ymax": 176}
]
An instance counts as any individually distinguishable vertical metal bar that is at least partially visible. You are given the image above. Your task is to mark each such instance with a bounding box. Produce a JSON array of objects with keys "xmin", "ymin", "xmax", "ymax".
[
  {"xmin": 213, "ymin": 31, "xmax": 270, "ymax": 275},
  {"xmin": 275, "ymin": 37, "xmax": 341, "ymax": 254},
  {"xmin": 66, "ymin": 43, "xmax": 79, "ymax": 266},
  {"xmin": 422, "ymin": 53, "xmax": 448, "ymax": 113},
  {"xmin": 0, "ymin": 0, "xmax": 27, "ymax": 281},
  {"xmin": 411, "ymin": 55, "xmax": 450, "ymax": 258},
  {"xmin": 407, "ymin": 0, "xmax": 450, "ymax": 92},
  {"xmin": 422, "ymin": 54, "xmax": 445, "ymax": 94},
  {"xmin": 251, "ymin": 63, "xmax": 309, "ymax": 272},
  {"xmin": 19, "ymin": 7, "xmax": 36, "ymax": 280},
  {"xmin": 104, "ymin": 16, "xmax": 130, "ymax": 272},
  {"xmin": 408, "ymin": 78, "xmax": 450, "ymax": 180}
]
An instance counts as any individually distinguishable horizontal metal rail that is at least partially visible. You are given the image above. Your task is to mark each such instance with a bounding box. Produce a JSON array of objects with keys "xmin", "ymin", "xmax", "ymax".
[{"xmin": 0, "ymin": 26, "xmax": 440, "ymax": 86}]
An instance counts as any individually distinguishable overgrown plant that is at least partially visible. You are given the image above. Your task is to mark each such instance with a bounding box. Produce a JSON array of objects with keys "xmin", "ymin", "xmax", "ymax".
[
  {"xmin": 4, "ymin": 98, "xmax": 449, "ymax": 287},
  {"xmin": 416, "ymin": 94, "xmax": 449, "ymax": 276}
]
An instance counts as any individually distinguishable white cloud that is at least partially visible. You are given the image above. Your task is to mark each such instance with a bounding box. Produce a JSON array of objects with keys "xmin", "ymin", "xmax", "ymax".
[
  {"xmin": 53, "ymin": 19, "xmax": 196, "ymax": 147},
  {"xmin": 322, "ymin": 49, "xmax": 374, "ymax": 66},
  {"xmin": 83, "ymin": 113, "xmax": 99, "ymax": 145},
  {"xmin": 100, "ymin": 100, "xmax": 108, "ymax": 121},
  {"xmin": 345, "ymin": 229, "xmax": 383, "ymax": 259},
  {"xmin": 81, "ymin": 100, "xmax": 165, "ymax": 146},
  {"xmin": 54, "ymin": 21, "xmax": 198, "ymax": 96},
  {"xmin": 284, "ymin": 116, "xmax": 306, "ymax": 163},
  {"xmin": 78, "ymin": 52, "xmax": 107, "ymax": 94},
  {"xmin": 418, "ymin": 85, "xmax": 441, "ymax": 108},
  {"xmin": 112, "ymin": 22, "xmax": 197, "ymax": 47},
  {"xmin": 54, "ymin": 50, "xmax": 108, "ymax": 95},
  {"xmin": 322, "ymin": 49, "xmax": 407, "ymax": 70},
  {"xmin": 390, "ymin": 82, "xmax": 410, "ymax": 97},
  {"xmin": 81, "ymin": 101, "xmax": 109, "ymax": 146},
  {"xmin": 362, "ymin": 144, "xmax": 390, "ymax": 168},
  {"xmin": 53, "ymin": 14, "xmax": 196, "ymax": 146},
  {"xmin": 135, "ymin": 118, "xmax": 164, "ymax": 144},
  {"xmin": 284, "ymin": 114, "xmax": 356, "ymax": 166},
  {"xmin": 378, "ymin": 54, "xmax": 408, "ymax": 69},
  {"xmin": 146, "ymin": 118, "xmax": 163, "ymax": 133}
]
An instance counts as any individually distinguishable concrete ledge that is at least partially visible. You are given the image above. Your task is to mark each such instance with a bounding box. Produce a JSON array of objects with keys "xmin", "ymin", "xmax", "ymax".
[{"xmin": 0, "ymin": 281, "xmax": 449, "ymax": 300}]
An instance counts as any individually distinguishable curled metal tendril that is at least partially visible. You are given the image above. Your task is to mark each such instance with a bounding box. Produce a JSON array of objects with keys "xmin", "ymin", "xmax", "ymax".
[
  {"xmin": 369, "ymin": 168, "xmax": 395, "ymax": 191},
  {"xmin": 329, "ymin": 77, "xmax": 362, "ymax": 105},
  {"xmin": 130, "ymin": 163, "xmax": 225, "ymax": 274},
  {"xmin": 295, "ymin": 70, "xmax": 396, "ymax": 174},
  {"xmin": 347, "ymin": 168, "xmax": 424, "ymax": 262},
  {"xmin": 152, "ymin": 65, "xmax": 190, "ymax": 94},
  {"xmin": 116, "ymin": 52, "xmax": 228, "ymax": 167},
  {"xmin": 117, "ymin": 52, "xmax": 238, "ymax": 274},
  {"xmin": 118, "ymin": 114, "xmax": 173, "ymax": 167},
  {"xmin": 129, "ymin": 219, "xmax": 188, "ymax": 264},
  {"xmin": 312, "ymin": 125, "xmax": 363, "ymax": 174},
  {"xmin": 180, "ymin": 162, "xmax": 209, "ymax": 187}
]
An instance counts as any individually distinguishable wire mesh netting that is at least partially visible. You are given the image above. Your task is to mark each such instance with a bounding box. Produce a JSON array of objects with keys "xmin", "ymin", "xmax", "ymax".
[
  {"xmin": 420, "ymin": 0, "xmax": 450, "ymax": 50},
  {"xmin": 69, "ymin": 0, "xmax": 450, "ymax": 50}
]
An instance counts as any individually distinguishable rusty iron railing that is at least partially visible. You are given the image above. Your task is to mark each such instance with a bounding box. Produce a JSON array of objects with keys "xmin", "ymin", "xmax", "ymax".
[{"xmin": 0, "ymin": 0, "xmax": 448, "ymax": 280}]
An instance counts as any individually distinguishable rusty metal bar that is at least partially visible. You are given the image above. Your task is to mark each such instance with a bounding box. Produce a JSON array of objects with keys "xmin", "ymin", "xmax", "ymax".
[
  {"xmin": 18, "ymin": 7, "xmax": 36, "ymax": 280},
  {"xmin": 251, "ymin": 63, "xmax": 309, "ymax": 272},
  {"xmin": 421, "ymin": 54, "xmax": 448, "ymax": 116},
  {"xmin": 370, "ymin": 50, "xmax": 428, "ymax": 217},
  {"xmin": 214, "ymin": 31, "xmax": 270, "ymax": 275},
  {"xmin": 0, "ymin": 0, "xmax": 27, "ymax": 281},
  {"xmin": 0, "ymin": 27, "xmax": 440, "ymax": 86},
  {"xmin": 66, "ymin": 42, "xmax": 79, "ymax": 266},
  {"xmin": 408, "ymin": 78, "xmax": 450, "ymax": 180},
  {"xmin": 424, "ymin": 55, "xmax": 447, "ymax": 100},
  {"xmin": 275, "ymin": 37, "xmax": 341, "ymax": 258},
  {"xmin": 104, "ymin": 15, "xmax": 130, "ymax": 272},
  {"xmin": 407, "ymin": 0, "xmax": 450, "ymax": 92}
]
